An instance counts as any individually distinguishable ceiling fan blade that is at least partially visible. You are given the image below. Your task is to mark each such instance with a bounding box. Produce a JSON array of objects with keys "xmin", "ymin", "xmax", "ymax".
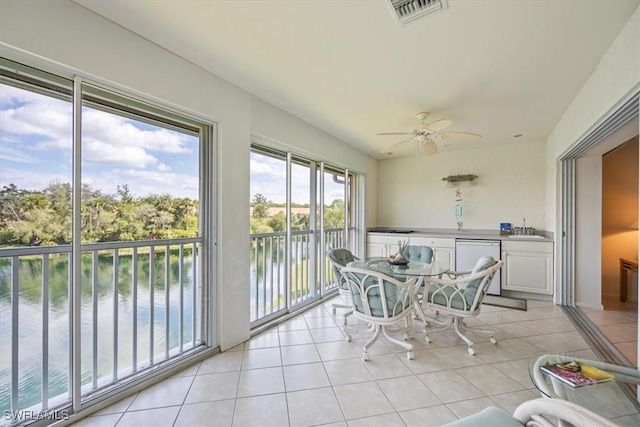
[
  {"xmin": 440, "ymin": 131, "xmax": 482, "ymax": 141},
  {"xmin": 376, "ymin": 132, "xmax": 412, "ymax": 136},
  {"xmin": 423, "ymin": 119, "xmax": 452, "ymax": 132},
  {"xmin": 423, "ymin": 138, "xmax": 438, "ymax": 155},
  {"xmin": 379, "ymin": 139, "xmax": 410, "ymax": 153}
]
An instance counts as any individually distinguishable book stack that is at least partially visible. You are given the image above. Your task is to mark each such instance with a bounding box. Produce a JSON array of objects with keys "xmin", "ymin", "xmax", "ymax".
[{"xmin": 540, "ymin": 361, "xmax": 615, "ymax": 388}]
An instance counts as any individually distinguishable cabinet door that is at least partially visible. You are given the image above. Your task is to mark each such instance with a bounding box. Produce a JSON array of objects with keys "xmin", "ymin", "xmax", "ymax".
[
  {"xmin": 502, "ymin": 250, "xmax": 553, "ymax": 294},
  {"xmin": 366, "ymin": 242, "xmax": 389, "ymax": 258},
  {"xmin": 434, "ymin": 247, "xmax": 455, "ymax": 271}
]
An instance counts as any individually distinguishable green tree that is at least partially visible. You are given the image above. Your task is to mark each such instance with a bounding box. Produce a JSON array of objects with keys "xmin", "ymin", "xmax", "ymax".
[{"xmin": 251, "ymin": 193, "xmax": 269, "ymax": 218}]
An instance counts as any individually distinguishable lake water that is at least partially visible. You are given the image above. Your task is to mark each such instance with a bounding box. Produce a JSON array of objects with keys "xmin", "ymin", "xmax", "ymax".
[{"xmin": 0, "ymin": 250, "xmax": 197, "ymax": 413}]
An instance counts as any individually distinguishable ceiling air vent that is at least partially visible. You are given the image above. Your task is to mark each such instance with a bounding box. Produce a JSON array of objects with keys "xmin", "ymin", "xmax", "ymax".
[{"xmin": 388, "ymin": 0, "xmax": 448, "ymax": 26}]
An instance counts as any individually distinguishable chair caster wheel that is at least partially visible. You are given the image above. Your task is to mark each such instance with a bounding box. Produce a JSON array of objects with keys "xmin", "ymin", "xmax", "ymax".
[
  {"xmin": 403, "ymin": 333, "xmax": 410, "ymax": 340},
  {"xmin": 332, "ymin": 307, "xmax": 337, "ymax": 314},
  {"xmin": 407, "ymin": 351, "xmax": 414, "ymax": 360},
  {"xmin": 467, "ymin": 347, "xmax": 475, "ymax": 356},
  {"xmin": 363, "ymin": 352, "xmax": 369, "ymax": 361},
  {"xmin": 490, "ymin": 337, "xmax": 497, "ymax": 345},
  {"xmin": 343, "ymin": 318, "xmax": 347, "ymax": 325},
  {"xmin": 345, "ymin": 334, "xmax": 352, "ymax": 342}
]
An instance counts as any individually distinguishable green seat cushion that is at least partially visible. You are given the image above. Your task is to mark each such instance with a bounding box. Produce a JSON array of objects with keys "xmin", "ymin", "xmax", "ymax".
[
  {"xmin": 401, "ymin": 245, "xmax": 433, "ymax": 264},
  {"xmin": 441, "ymin": 406, "xmax": 522, "ymax": 427},
  {"xmin": 428, "ymin": 256, "xmax": 496, "ymax": 310},
  {"xmin": 345, "ymin": 261, "xmax": 410, "ymax": 318},
  {"xmin": 328, "ymin": 248, "xmax": 356, "ymax": 290}
]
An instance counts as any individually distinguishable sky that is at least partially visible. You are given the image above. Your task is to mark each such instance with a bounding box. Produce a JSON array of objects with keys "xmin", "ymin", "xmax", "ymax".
[
  {"xmin": 250, "ymin": 151, "xmax": 345, "ymax": 205},
  {"xmin": 1, "ymin": 82, "xmax": 345, "ymax": 205},
  {"xmin": 0, "ymin": 83, "xmax": 199, "ymax": 199}
]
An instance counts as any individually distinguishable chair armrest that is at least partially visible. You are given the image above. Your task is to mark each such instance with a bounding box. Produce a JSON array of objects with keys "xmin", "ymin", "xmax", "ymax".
[{"xmin": 442, "ymin": 269, "xmax": 472, "ymax": 279}]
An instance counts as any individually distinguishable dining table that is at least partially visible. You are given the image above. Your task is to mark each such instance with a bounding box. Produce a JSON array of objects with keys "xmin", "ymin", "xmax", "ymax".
[{"xmin": 364, "ymin": 257, "xmax": 450, "ymax": 324}]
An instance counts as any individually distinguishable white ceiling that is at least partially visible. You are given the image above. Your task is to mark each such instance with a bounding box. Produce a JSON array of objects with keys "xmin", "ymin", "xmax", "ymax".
[{"xmin": 75, "ymin": 0, "xmax": 639, "ymax": 159}]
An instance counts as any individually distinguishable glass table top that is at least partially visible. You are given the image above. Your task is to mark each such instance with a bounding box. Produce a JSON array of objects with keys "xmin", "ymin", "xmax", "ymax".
[
  {"xmin": 529, "ymin": 353, "xmax": 640, "ymax": 420},
  {"xmin": 365, "ymin": 257, "xmax": 449, "ymax": 277}
]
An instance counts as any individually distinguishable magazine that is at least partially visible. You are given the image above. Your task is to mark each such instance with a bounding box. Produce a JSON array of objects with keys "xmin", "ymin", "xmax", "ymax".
[{"xmin": 539, "ymin": 361, "xmax": 615, "ymax": 388}]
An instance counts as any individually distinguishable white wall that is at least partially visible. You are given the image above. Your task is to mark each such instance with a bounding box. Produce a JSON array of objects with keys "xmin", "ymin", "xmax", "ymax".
[
  {"xmin": 0, "ymin": 0, "xmax": 375, "ymax": 350},
  {"xmin": 377, "ymin": 140, "xmax": 546, "ymax": 230},
  {"xmin": 575, "ymin": 156, "xmax": 603, "ymax": 309},
  {"xmin": 546, "ymin": 6, "xmax": 640, "ymax": 233}
]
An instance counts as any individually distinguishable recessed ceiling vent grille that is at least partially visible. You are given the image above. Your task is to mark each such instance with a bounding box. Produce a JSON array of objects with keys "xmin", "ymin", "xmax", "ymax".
[{"xmin": 388, "ymin": 0, "xmax": 448, "ymax": 26}]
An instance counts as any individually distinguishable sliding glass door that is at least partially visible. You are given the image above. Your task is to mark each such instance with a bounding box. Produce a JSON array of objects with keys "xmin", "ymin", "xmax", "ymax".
[
  {"xmin": 0, "ymin": 58, "xmax": 214, "ymax": 421},
  {"xmin": 249, "ymin": 145, "xmax": 361, "ymax": 327}
]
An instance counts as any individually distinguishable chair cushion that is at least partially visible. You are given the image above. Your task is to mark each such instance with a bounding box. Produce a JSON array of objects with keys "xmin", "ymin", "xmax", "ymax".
[
  {"xmin": 441, "ymin": 406, "xmax": 523, "ymax": 427},
  {"xmin": 328, "ymin": 248, "xmax": 356, "ymax": 290},
  {"xmin": 345, "ymin": 261, "xmax": 410, "ymax": 317},
  {"xmin": 428, "ymin": 256, "xmax": 496, "ymax": 310},
  {"xmin": 402, "ymin": 245, "xmax": 433, "ymax": 264}
]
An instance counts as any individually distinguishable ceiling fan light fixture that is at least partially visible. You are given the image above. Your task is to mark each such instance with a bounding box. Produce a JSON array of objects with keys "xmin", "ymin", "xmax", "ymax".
[{"xmin": 423, "ymin": 139, "xmax": 438, "ymax": 155}]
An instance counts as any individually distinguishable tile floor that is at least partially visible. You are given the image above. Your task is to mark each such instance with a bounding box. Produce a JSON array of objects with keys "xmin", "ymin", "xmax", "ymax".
[
  {"xmin": 584, "ymin": 297, "xmax": 638, "ymax": 367},
  {"xmin": 73, "ymin": 297, "xmax": 640, "ymax": 427}
]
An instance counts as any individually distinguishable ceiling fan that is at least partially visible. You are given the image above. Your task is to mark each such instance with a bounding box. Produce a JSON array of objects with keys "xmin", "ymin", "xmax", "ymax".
[{"xmin": 378, "ymin": 112, "xmax": 481, "ymax": 156}]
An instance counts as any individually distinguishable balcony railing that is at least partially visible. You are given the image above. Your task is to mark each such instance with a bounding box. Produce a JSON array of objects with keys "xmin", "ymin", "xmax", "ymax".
[
  {"xmin": 0, "ymin": 238, "xmax": 202, "ymax": 422},
  {"xmin": 249, "ymin": 228, "xmax": 353, "ymax": 325}
]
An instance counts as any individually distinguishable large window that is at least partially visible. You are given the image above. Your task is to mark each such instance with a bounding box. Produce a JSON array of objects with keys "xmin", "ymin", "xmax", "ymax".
[
  {"xmin": 0, "ymin": 58, "xmax": 214, "ymax": 422},
  {"xmin": 249, "ymin": 145, "xmax": 361, "ymax": 327}
]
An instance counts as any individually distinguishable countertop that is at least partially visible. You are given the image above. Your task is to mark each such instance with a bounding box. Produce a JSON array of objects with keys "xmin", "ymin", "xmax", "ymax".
[{"xmin": 367, "ymin": 227, "xmax": 553, "ymax": 242}]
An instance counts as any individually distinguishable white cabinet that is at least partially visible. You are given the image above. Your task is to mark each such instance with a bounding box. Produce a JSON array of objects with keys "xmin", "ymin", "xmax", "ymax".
[
  {"xmin": 366, "ymin": 234, "xmax": 403, "ymax": 258},
  {"xmin": 366, "ymin": 234, "xmax": 456, "ymax": 271},
  {"xmin": 501, "ymin": 240, "xmax": 553, "ymax": 295},
  {"xmin": 410, "ymin": 237, "xmax": 455, "ymax": 271}
]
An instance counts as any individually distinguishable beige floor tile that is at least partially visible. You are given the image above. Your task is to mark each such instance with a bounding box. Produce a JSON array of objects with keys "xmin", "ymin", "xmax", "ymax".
[
  {"xmin": 287, "ymin": 387, "xmax": 344, "ymax": 427},
  {"xmin": 236, "ymin": 366, "xmax": 285, "ymax": 397},
  {"xmin": 283, "ymin": 362, "xmax": 330, "ymax": 391},
  {"xmin": 362, "ymin": 353, "xmax": 414, "ymax": 380},
  {"xmin": 91, "ymin": 394, "xmax": 136, "ymax": 415},
  {"xmin": 128, "ymin": 376, "xmax": 193, "ymax": 411},
  {"xmin": 446, "ymin": 397, "xmax": 500, "ymax": 420},
  {"xmin": 429, "ymin": 345, "xmax": 486, "ymax": 369},
  {"xmin": 72, "ymin": 413, "xmax": 122, "ymax": 427},
  {"xmin": 333, "ymin": 381, "xmax": 394, "ymax": 420},
  {"xmin": 323, "ymin": 358, "xmax": 374, "ymax": 385},
  {"xmin": 398, "ymin": 405, "xmax": 458, "ymax": 427},
  {"xmin": 490, "ymin": 389, "xmax": 541, "ymax": 414},
  {"xmin": 281, "ymin": 343, "xmax": 321, "ymax": 365},
  {"xmin": 174, "ymin": 400, "xmax": 235, "ymax": 427},
  {"xmin": 198, "ymin": 350, "xmax": 243, "ymax": 374},
  {"xmin": 346, "ymin": 412, "xmax": 406, "ymax": 427},
  {"xmin": 316, "ymin": 341, "xmax": 359, "ymax": 361},
  {"xmin": 310, "ymin": 326, "xmax": 347, "ymax": 343},
  {"xmin": 400, "ymin": 349, "xmax": 449, "ymax": 374},
  {"xmin": 116, "ymin": 406, "xmax": 180, "ymax": 427},
  {"xmin": 278, "ymin": 316, "xmax": 310, "ymax": 331},
  {"xmin": 417, "ymin": 370, "xmax": 484, "ymax": 403},
  {"xmin": 244, "ymin": 331, "xmax": 280, "ymax": 349},
  {"xmin": 491, "ymin": 359, "xmax": 536, "ymax": 388},
  {"xmin": 233, "ymin": 393, "xmax": 289, "ymax": 427},
  {"xmin": 278, "ymin": 329, "xmax": 315, "ymax": 346},
  {"xmin": 184, "ymin": 371, "xmax": 239, "ymax": 404},
  {"xmin": 241, "ymin": 346, "xmax": 282, "ymax": 369},
  {"xmin": 306, "ymin": 315, "xmax": 341, "ymax": 329},
  {"xmin": 377, "ymin": 375, "xmax": 441, "ymax": 411},
  {"xmin": 455, "ymin": 365, "xmax": 525, "ymax": 395}
]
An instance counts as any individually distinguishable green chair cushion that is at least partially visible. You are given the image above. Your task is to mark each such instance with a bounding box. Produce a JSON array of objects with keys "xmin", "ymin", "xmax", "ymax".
[
  {"xmin": 428, "ymin": 256, "xmax": 496, "ymax": 310},
  {"xmin": 401, "ymin": 245, "xmax": 433, "ymax": 264},
  {"xmin": 328, "ymin": 248, "xmax": 356, "ymax": 290},
  {"xmin": 441, "ymin": 406, "xmax": 523, "ymax": 427},
  {"xmin": 345, "ymin": 261, "xmax": 410, "ymax": 318}
]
